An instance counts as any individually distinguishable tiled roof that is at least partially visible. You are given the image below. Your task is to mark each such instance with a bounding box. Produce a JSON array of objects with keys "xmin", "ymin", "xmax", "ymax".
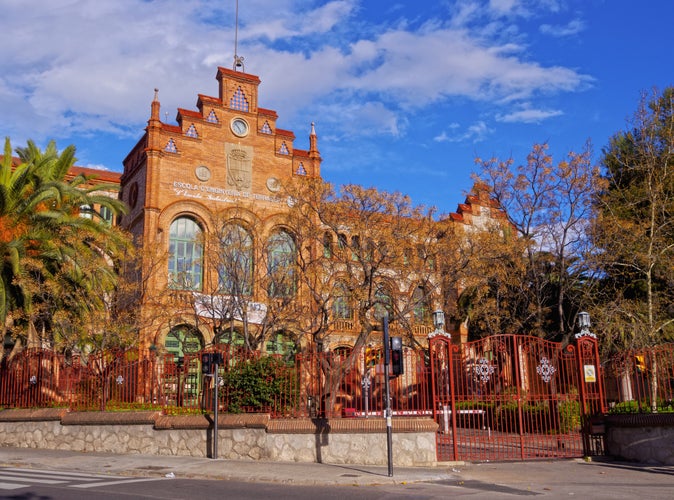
[
  {"xmin": 276, "ymin": 128, "xmax": 295, "ymax": 138},
  {"xmin": 258, "ymin": 107, "xmax": 278, "ymax": 118},
  {"xmin": 177, "ymin": 108, "xmax": 202, "ymax": 120}
]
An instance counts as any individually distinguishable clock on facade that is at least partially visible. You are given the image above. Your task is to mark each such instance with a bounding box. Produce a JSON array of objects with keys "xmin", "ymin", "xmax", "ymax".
[{"xmin": 230, "ymin": 117, "xmax": 249, "ymax": 137}]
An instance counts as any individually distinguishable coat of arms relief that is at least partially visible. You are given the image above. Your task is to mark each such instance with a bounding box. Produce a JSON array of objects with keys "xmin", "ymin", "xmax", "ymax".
[{"xmin": 225, "ymin": 143, "xmax": 253, "ymax": 190}]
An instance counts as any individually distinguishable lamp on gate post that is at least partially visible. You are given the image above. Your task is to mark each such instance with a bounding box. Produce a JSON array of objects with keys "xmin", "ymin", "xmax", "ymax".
[
  {"xmin": 575, "ymin": 311, "xmax": 597, "ymax": 339},
  {"xmin": 433, "ymin": 310, "xmax": 445, "ymax": 331},
  {"xmin": 429, "ymin": 310, "xmax": 451, "ymax": 340}
]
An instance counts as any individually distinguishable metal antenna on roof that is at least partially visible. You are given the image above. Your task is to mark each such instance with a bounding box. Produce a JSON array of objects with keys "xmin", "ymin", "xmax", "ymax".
[{"xmin": 233, "ymin": 0, "xmax": 245, "ymax": 71}]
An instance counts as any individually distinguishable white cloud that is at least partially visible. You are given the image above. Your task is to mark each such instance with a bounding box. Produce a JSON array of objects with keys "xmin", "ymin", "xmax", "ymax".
[
  {"xmin": 346, "ymin": 26, "xmax": 589, "ymax": 107},
  {"xmin": 0, "ymin": 0, "xmax": 591, "ymax": 150},
  {"xmin": 496, "ymin": 108, "xmax": 563, "ymax": 123},
  {"xmin": 540, "ymin": 18, "xmax": 586, "ymax": 37},
  {"xmin": 434, "ymin": 121, "xmax": 492, "ymax": 143}
]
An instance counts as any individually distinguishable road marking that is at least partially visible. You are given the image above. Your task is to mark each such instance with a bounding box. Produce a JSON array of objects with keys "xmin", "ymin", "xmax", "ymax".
[
  {"xmin": 0, "ymin": 467, "xmax": 166, "ymax": 491},
  {"xmin": 0, "ymin": 482, "xmax": 35, "ymax": 490},
  {"xmin": 1, "ymin": 467, "xmax": 114, "ymax": 479},
  {"xmin": 0, "ymin": 471, "xmax": 67, "ymax": 484},
  {"xmin": 71, "ymin": 477, "xmax": 166, "ymax": 488}
]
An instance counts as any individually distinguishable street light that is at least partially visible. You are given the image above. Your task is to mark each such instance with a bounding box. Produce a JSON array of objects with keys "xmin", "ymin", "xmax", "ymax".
[
  {"xmin": 433, "ymin": 310, "xmax": 445, "ymax": 331},
  {"xmin": 575, "ymin": 311, "xmax": 596, "ymax": 339},
  {"xmin": 428, "ymin": 310, "xmax": 451, "ymax": 340}
]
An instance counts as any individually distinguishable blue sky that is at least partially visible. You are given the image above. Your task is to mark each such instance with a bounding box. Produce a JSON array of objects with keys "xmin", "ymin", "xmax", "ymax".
[{"xmin": 1, "ymin": 0, "xmax": 672, "ymax": 215}]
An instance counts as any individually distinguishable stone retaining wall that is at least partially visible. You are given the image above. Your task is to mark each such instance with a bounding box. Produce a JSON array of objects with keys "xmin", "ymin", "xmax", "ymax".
[
  {"xmin": 0, "ymin": 409, "xmax": 438, "ymax": 466},
  {"xmin": 604, "ymin": 414, "xmax": 674, "ymax": 465}
]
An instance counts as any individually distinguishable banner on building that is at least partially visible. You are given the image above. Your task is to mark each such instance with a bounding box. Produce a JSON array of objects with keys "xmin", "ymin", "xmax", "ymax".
[{"xmin": 192, "ymin": 293, "xmax": 267, "ymax": 324}]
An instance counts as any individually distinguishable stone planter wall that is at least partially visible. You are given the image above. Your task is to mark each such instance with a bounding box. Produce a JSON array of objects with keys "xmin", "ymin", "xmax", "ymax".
[
  {"xmin": 604, "ymin": 413, "xmax": 674, "ymax": 465},
  {"xmin": 0, "ymin": 409, "xmax": 438, "ymax": 466}
]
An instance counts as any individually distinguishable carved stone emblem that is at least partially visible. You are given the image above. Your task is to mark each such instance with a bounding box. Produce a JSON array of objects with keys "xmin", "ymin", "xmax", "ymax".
[{"xmin": 226, "ymin": 143, "xmax": 253, "ymax": 190}]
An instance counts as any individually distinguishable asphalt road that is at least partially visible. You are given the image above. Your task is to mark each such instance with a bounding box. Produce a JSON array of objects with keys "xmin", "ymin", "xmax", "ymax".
[{"xmin": 1, "ymin": 462, "xmax": 673, "ymax": 500}]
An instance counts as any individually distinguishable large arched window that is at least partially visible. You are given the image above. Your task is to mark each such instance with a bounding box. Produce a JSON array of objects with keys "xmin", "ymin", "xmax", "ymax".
[
  {"xmin": 168, "ymin": 217, "xmax": 203, "ymax": 290},
  {"xmin": 267, "ymin": 230, "xmax": 296, "ymax": 298},
  {"xmin": 215, "ymin": 327, "xmax": 245, "ymax": 349},
  {"xmin": 219, "ymin": 223, "xmax": 253, "ymax": 295},
  {"xmin": 332, "ymin": 282, "xmax": 352, "ymax": 320},
  {"xmin": 265, "ymin": 331, "xmax": 297, "ymax": 360},
  {"xmin": 164, "ymin": 325, "xmax": 203, "ymax": 360},
  {"xmin": 412, "ymin": 285, "xmax": 431, "ymax": 323}
]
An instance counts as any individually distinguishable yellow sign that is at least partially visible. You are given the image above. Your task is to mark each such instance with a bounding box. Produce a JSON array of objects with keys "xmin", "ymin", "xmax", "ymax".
[{"xmin": 584, "ymin": 364, "xmax": 596, "ymax": 383}]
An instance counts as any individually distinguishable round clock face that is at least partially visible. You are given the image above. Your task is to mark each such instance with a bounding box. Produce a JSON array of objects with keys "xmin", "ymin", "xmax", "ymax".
[{"xmin": 230, "ymin": 117, "xmax": 249, "ymax": 137}]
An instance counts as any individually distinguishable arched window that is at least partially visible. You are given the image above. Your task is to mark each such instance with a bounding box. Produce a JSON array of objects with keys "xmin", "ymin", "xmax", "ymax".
[
  {"xmin": 412, "ymin": 285, "xmax": 431, "ymax": 323},
  {"xmin": 265, "ymin": 331, "xmax": 297, "ymax": 359},
  {"xmin": 219, "ymin": 223, "xmax": 253, "ymax": 295},
  {"xmin": 215, "ymin": 327, "xmax": 245, "ymax": 348},
  {"xmin": 322, "ymin": 231, "xmax": 333, "ymax": 258},
  {"xmin": 267, "ymin": 229, "xmax": 296, "ymax": 298},
  {"xmin": 337, "ymin": 233, "xmax": 348, "ymax": 251},
  {"xmin": 334, "ymin": 345, "xmax": 352, "ymax": 360},
  {"xmin": 350, "ymin": 235, "xmax": 360, "ymax": 261},
  {"xmin": 168, "ymin": 217, "xmax": 203, "ymax": 290},
  {"xmin": 164, "ymin": 325, "xmax": 203, "ymax": 360},
  {"xmin": 373, "ymin": 285, "xmax": 393, "ymax": 321},
  {"xmin": 332, "ymin": 282, "xmax": 352, "ymax": 320}
]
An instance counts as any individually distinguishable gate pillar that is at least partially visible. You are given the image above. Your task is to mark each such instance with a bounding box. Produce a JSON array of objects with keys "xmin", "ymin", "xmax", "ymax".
[
  {"xmin": 575, "ymin": 333, "xmax": 607, "ymax": 456},
  {"xmin": 429, "ymin": 334, "xmax": 457, "ymax": 461}
]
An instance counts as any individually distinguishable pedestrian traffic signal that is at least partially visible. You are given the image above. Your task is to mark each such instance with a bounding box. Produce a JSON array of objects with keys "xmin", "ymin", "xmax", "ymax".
[
  {"xmin": 202, "ymin": 352, "xmax": 224, "ymax": 374},
  {"xmin": 390, "ymin": 336, "xmax": 403, "ymax": 376},
  {"xmin": 201, "ymin": 353, "xmax": 213, "ymax": 374}
]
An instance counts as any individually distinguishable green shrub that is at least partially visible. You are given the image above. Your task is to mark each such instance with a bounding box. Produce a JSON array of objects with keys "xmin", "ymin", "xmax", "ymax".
[
  {"xmin": 609, "ymin": 399, "xmax": 674, "ymax": 414},
  {"xmin": 558, "ymin": 399, "xmax": 581, "ymax": 433},
  {"xmin": 221, "ymin": 356, "xmax": 297, "ymax": 414}
]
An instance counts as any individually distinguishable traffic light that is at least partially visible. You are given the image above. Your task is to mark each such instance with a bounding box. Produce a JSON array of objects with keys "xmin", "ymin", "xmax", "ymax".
[
  {"xmin": 635, "ymin": 354, "xmax": 647, "ymax": 373},
  {"xmin": 201, "ymin": 353, "xmax": 213, "ymax": 374},
  {"xmin": 365, "ymin": 347, "xmax": 379, "ymax": 368},
  {"xmin": 390, "ymin": 336, "xmax": 403, "ymax": 376},
  {"xmin": 202, "ymin": 352, "xmax": 224, "ymax": 374}
]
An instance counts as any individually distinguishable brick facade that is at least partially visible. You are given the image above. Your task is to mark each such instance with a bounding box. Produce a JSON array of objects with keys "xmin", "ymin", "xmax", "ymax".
[{"xmin": 112, "ymin": 66, "xmax": 500, "ymax": 355}]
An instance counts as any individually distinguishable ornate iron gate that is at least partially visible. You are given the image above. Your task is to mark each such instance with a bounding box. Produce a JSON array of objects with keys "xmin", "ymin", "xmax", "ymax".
[{"xmin": 430, "ymin": 334, "xmax": 606, "ymax": 462}]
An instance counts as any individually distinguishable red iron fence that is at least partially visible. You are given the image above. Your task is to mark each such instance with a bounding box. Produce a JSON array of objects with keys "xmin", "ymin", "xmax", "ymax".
[
  {"xmin": 0, "ymin": 346, "xmax": 432, "ymax": 418},
  {"xmin": 429, "ymin": 334, "xmax": 606, "ymax": 461},
  {"xmin": 3, "ymin": 339, "xmax": 671, "ymax": 463},
  {"xmin": 604, "ymin": 343, "xmax": 674, "ymax": 414}
]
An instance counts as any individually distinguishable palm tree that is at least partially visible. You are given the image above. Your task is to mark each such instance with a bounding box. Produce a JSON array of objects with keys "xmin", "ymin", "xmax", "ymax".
[{"xmin": 0, "ymin": 137, "xmax": 130, "ymax": 352}]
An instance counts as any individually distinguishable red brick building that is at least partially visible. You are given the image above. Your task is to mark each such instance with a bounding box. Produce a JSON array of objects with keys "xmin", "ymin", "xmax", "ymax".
[{"xmin": 116, "ymin": 66, "xmax": 501, "ymax": 359}]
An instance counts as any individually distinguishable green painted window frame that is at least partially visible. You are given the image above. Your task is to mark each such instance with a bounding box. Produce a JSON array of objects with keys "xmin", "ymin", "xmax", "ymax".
[
  {"xmin": 168, "ymin": 217, "xmax": 203, "ymax": 291},
  {"xmin": 219, "ymin": 223, "xmax": 254, "ymax": 296},
  {"xmin": 267, "ymin": 230, "xmax": 297, "ymax": 298}
]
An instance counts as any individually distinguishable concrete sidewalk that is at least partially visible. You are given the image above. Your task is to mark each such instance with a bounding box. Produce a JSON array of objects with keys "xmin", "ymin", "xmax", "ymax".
[
  {"xmin": 1, "ymin": 446, "xmax": 673, "ymax": 497},
  {"xmin": 0, "ymin": 447, "xmax": 451, "ymax": 486}
]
